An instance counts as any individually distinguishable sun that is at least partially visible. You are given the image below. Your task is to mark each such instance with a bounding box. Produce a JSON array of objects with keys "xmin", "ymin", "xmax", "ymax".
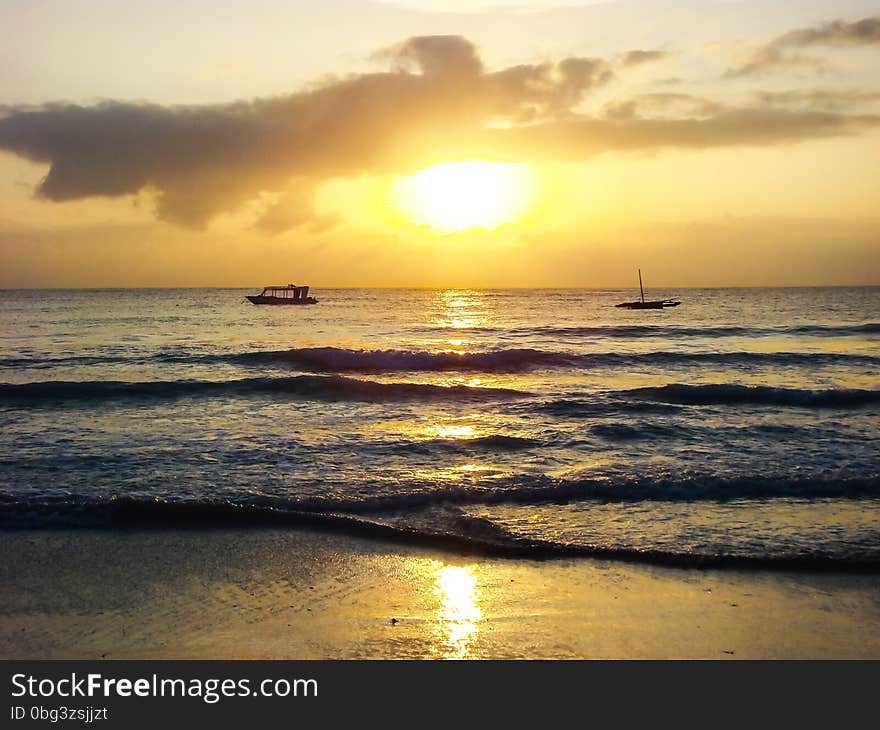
[{"xmin": 391, "ymin": 161, "xmax": 536, "ymax": 234}]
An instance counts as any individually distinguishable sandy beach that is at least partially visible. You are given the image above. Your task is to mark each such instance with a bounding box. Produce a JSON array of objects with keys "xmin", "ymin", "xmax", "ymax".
[{"xmin": 1, "ymin": 528, "xmax": 878, "ymax": 660}]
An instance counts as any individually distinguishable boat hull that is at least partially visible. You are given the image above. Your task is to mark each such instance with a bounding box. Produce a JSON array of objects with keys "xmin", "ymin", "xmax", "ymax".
[
  {"xmin": 246, "ymin": 296, "xmax": 318, "ymax": 305},
  {"xmin": 615, "ymin": 300, "xmax": 680, "ymax": 309}
]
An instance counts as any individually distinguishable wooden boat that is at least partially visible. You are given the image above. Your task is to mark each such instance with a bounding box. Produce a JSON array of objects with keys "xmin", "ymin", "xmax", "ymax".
[
  {"xmin": 617, "ymin": 299, "xmax": 680, "ymax": 309},
  {"xmin": 246, "ymin": 284, "xmax": 318, "ymax": 305},
  {"xmin": 616, "ymin": 270, "xmax": 680, "ymax": 309}
]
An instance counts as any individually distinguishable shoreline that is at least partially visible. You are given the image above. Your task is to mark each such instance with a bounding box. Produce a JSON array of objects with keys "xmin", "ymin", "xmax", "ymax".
[{"xmin": 2, "ymin": 528, "xmax": 879, "ymax": 659}]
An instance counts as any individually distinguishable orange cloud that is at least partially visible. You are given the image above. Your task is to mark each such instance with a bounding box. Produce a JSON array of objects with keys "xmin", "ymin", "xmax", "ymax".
[{"xmin": 0, "ymin": 33, "xmax": 876, "ymax": 231}]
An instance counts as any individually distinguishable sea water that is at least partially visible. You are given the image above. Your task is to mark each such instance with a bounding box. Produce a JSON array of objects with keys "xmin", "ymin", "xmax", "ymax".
[{"xmin": 1, "ymin": 287, "xmax": 878, "ymax": 567}]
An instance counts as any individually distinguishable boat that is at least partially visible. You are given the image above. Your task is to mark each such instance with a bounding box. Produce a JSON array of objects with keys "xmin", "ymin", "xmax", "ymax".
[
  {"xmin": 246, "ymin": 284, "xmax": 318, "ymax": 305},
  {"xmin": 615, "ymin": 270, "xmax": 680, "ymax": 309}
]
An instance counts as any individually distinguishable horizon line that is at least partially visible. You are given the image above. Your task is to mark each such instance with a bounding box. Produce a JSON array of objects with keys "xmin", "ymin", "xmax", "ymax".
[{"xmin": 1, "ymin": 284, "xmax": 878, "ymax": 291}]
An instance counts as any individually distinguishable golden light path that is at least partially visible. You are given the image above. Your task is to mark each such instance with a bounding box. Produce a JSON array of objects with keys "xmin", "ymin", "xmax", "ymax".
[
  {"xmin": 437, "ymin": 289, "xmax": 486, "ymax": 330},
  {"xmin": 391, "ymin": 161, "xmax": 536, "ymax": 234},
  {"xmin": 432, "ymin": 563, "xmax": 483, "ymax": 659}
]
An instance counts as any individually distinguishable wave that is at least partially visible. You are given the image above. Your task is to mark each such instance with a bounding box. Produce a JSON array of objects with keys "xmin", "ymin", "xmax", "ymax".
[
  {"xmin": 385, "ymin": 434, "xmax": 541, "ymax": 455},
  {"xmin": 532, "ymin": 323, "xmax": 880, "ymax": 338},
  {"xmin": 4, "ymin": 345, "xmax": 876, "ymax": 373},
  {"xmin": 623, "ymin": 383, "xmax": 880, "ymax": 408},
  {"xmin": 4, "ymin": 474, "xmax": 875, "ymax": 517},
  {"xmin": 232, "ymin": 346, "xmax": 569, "ymax": 372},
  {"xmin": 0, "ymin": 352, "xmax": 212, "ymax": 369},
  {"xmin": 0, "ymin": 355, "xmax": 127, "ymax": 369},
  {"xmin": 1, "ymin": 492, "xmax": 877, "ymax": 570},
  {"xmin": 274, "ymin": 475, "xmax": 880, "ymax": 510},
  {"xmin": 8, "ymin": 348, "xmax": 878, "ymax": 373},
  {"xmin": 0, "ymin": 375, "xmax": 525, "ymax": 405},
  {"xmin": 434, "ymin": 323, "xmax": 880, "ymax": 338},
  {"xmin": 534, "ymin": 398, "xmax": 684, "ymax": 418},
  {"xmin": 228, "ymin": 347, "xmax": 877, "ymax": 373},
  {"xmin": 589, "ymin": 422, "xmax": 681, "ymax": 441}
]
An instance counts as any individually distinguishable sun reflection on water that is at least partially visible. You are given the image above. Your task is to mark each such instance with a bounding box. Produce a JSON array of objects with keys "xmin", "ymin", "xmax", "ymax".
[
  {"xmin": 430, "ymin": 424, "xmax": 476, "ymax": 439},
  {"xmin": 412, "ymin": 463, "xmax": 505, "ymax": 481},
  {"xmin": 436, "ymin": 290, "xmax": 487, "ymax": 330},
  {"xmin": 431, "ymin": 563, "xmax": 482, "ymax": 659}
]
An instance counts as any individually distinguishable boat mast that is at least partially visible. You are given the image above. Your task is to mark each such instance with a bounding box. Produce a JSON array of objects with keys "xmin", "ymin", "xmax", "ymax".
[{"xmin": 638, "ymin": 269, "xmax": 644, "ymax": 303}]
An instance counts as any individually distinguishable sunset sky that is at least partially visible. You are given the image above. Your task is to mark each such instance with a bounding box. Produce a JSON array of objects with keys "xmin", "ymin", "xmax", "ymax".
[{"xmin": 1, "ymin": 0, "xmax": 878, "ymax": 287}]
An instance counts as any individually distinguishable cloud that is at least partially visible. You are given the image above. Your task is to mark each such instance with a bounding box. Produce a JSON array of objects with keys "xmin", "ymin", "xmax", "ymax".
[
  {"xmin": 725, "ymin": 16, "xmax": 879, "ymax": 78},
  {"xmin": 484, "ymin": 56, "xmax": 614, "ymax": 121},
  {"xmin": 0, "ymin": 34, "xmax": 877, "ymax": 231},
  {"xmin": 755, "ymin": 88, "xmax": 880, "ymax": 112},
  {"xmin": 776, "ymin": 16, "xmax": 880, "ymax": 47},
  {"xmin": 0, "ymin": 36, "xmax": 611, "ymax": 229},
  {"xmin": 253, "ymin": 181, "xmax": 340, "ymax": 235},
  {"xmin": 603, "ymin": 93, "xmax": 726, "ymax": 120},
  {"xmin": 474, "ymin": 109, "xmax": 879, "ymax": 160},
  {"xmin": 724, "ymin": 45, "xmax": 828, "ymax": 79},
  {"xmin": 619, "ymin": 50, "xmax": 673, "ymax": 67},
  {"xmin": 377, "ymin": 35, "xmax": 483, "ymax": 77}
]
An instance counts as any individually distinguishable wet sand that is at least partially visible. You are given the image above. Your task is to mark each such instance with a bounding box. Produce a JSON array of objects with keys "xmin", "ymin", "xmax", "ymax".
[{"xmin": 1, "ymin": 528, "xmax": 878, "ymax": 659}]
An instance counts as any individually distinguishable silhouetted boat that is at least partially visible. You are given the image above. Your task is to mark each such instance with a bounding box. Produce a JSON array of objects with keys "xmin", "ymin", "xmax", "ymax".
[
  {"xmin": 616, "ymin": 270, "xmax": 680, "ymax": 309},
  {"xmin": 246, "ymin": 284, "xmax": 318, "ymax": 305}
]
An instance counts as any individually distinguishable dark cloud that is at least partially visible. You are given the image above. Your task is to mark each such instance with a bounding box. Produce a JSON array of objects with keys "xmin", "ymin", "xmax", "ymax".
[
  {"xmin": 485, "ymin": 56, "xmax": 613, "ymax": 122},
  {"xmin": 253, "ymin": 181, "xmax": 340, "ymax": 235},
  {"xmin": 755, "ymin": 88, "xmax": 880, "ymax": 112},
  {"xmin": 620, "ymin": 50, "xmax": 673, "ymax": 67},
  {"xmin": 378, "ymin": 35, "xmax": 483, "ymax": 77},
  {"xmin": 474, "ymin": 109, "xmax": 879, "ymax": 160},
  {"xmin": 0, "ymin": 34, "xmax": 876, "ymax": 231},
  {"xmin": 725, "ymin": 16, "xmax": 879, "ymax": 78},
  {"xmin": 724, "ymin": 45, "xmax": 827, "ymax": 79},
  {"xmin": 776, "ymin": 16, "xmax": 880, "ymax": 47},
  {"xmin": 0, "ymin": 36, "xmax": 611, "ymax": 229},
  {"xmin": 604, "ymin": 93, "xmax": 725, "ymax": 120}
]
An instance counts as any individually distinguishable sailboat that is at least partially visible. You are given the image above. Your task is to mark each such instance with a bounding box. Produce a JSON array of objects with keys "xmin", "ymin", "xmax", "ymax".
[{"xmin": 615, "ymin": 270, "xmax": 680, "ymax": 309}]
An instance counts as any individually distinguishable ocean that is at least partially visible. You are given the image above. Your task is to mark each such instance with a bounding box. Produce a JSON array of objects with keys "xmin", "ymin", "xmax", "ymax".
[{"xmin": 1, "ymin": 287, "xmax": 878, "ymax": 569}]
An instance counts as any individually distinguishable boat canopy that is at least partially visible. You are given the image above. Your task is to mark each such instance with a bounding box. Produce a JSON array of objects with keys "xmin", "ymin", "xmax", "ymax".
[{"xmin": 260, "ymin": 284, "xmax": 310, "ymax": 298}]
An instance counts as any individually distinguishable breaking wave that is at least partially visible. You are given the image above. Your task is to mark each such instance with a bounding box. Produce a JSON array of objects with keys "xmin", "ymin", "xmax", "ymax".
[
  {"xmin": 229, "ymin": 347, "xmax": 877, "ymax": 373},
  {"xmin": 527, "ymin": 322, "xmax": 880, "ymax": 338},
  {"xmin": 431, "ymin": 322, "xmax": 880, "ymax": 338},
  {"xmin": 623, "ymin": 383, "xmax": 880, "ymax": 408},
  {"xmin": 4, "ymin": 346, "xmax": 876, "ymax": 373},
  {"xmin": 1, "ymin": 486, "xmax": 877, "ymax": 569},
  {"xmin": 385, "ymin": 434, "xmax": 541, "ymax": 454},
  {"xmin": 0, "ymin": 375, "xmax": 525, "ymax": 404}
]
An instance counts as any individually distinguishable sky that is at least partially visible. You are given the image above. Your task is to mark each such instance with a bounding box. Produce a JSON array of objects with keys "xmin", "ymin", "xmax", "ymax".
[{"xmin": 0, "ymin": 0, "xmax": 878, "ymax": 287}]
